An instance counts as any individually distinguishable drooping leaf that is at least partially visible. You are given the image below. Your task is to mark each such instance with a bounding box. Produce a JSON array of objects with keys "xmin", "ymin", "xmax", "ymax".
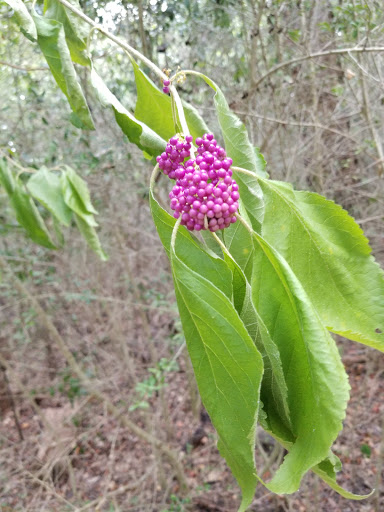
[
  {"xmin": 240, "ymin": 285, "xmax": 292, "ymax": 440},
  {"xmin": 0, "ymin": 161, "xmax": 56, "ymax": 249},
  {"xmin": 32, "ymin": 12, "xmax": 94, "ymax": 130},
  {"xmin": 52, "ymin": 215, "xmax": 65, "ymax": 247},
  {"xmin": 194, "ymin": 73, "xmax": 268, "ymax": 177},
  {"xmin": 91, "ymin": 68, "xmax": 166, "ymax": 158},
  {"xmin": 150, "ymin": 190, "xmax": 263, "ymax": 512},
  {"xmin": 44, "ymin": 0, "xmax": 90, "ymax": 66},
  {"xmin": 60, "ymin": 167, "xmax": 107, "ymax": 260},
  {"xmin": 171, "ymin": 246, "xmax": 262, "ymax": 512},
  {"xmin": 4, "ymin": 0, "xmax": 37, "ymax": 41},
  {"xmin": 74, "ymin": 213, "xmax": 108, "ymax": 261},
  {"xmin": 312, "ymin": 463, "xmax": 374, "ymax": 500},
  {"xmin": 258, "ymin": 178, "xmax": 384, "ymax": 351},
  {"xmin": 0, "ymin": 159, "xmax": 15, "ymax": 196},
  {"xmin": 61, "ymin": 166, "xmax": 98, "ymax": 226},
  {"xmin": 265, "ymin": 429, "xmax": 373, "ymax": 500},
  {"xmin": 64, "ymin": 166, "xmax": 97, "ymax": 214},
  {"xmin": 27, "ymin": 167, "xmax": 72, "ymax": 226},
  {"xmin": 223, "ymin": 211, "xmax": 371, "ymax": 498},
  {"xmin": 249, "ymin": 230, "xmax": 350, "ymax": 494},
  {"xmin": 130, "ymin": 57, "xmax": 209, "ymax": 141},
  {"xmin": 217, "ymin": 238, "xmax": 292, "ymax": 438}
]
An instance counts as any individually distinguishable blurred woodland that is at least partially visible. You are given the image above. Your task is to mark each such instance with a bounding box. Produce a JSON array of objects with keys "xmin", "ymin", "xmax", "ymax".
[{"xmin": 1, "ymin": 0, "xmax": 384, "ymax": 510}]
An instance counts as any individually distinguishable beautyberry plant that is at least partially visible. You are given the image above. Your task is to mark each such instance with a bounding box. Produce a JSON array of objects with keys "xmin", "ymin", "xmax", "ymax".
[{"xmin": 3, "ymin": 1, "xmax": 384, "ymax": 511}]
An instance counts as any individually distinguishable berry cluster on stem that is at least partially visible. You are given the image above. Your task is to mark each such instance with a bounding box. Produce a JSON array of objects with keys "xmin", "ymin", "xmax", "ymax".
[{"xmin": 156, "ymin": 133, "xmax": 239, "ymax": 231}]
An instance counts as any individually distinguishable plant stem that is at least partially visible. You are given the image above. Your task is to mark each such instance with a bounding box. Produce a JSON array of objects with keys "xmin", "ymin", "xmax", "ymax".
[
  {"xmin": 232, "ymin": 166, "xmax": 260, "ymax": 178},
  {"xmin": 171, "ymin": 217, "xmax": 182, "ymax": 251},
  {"xmin": 210, "ymin": 231, "xmax": 230, "ymax": 256},
  {"xmin": 252, "ymin": 46, "xmax": 384, "ymax": 90},
  {"xmin": 0, "ymin": 60, "xmax": 47, "ymax": 72},
  {"xmin": 0, "ymin": 364, "xmax": 24, "ymax": 441}
]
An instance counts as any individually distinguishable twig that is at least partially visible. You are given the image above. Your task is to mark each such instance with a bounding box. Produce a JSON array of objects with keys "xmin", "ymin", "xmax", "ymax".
[
  {"xmin": 374, "ymin": 414, "xmax": 384, "ymax": 512},
  {"xmin": 0, "ymin": 60, "xmax": 47, "ymax": 72},
  {"xmin": 359, "ymin": 67, "xmax": 384, "ymax": 175},
  {"xmin": 23, "ymin": 468, "xmax": 77, "ymax": 509},
  {"xmin": 252, "ymin": 46, "xmax": 384, "ymax": 90},
  {"xmin": 0, "ymin": 363, "xmax": 24, "ymax": 441},
  {"xmin": 355, "ymin": 214, "xmax": 384, "ymax": 225},
  {"xmin": 75, "ymin": 466, "xmax": 155, "ymax": 511}
]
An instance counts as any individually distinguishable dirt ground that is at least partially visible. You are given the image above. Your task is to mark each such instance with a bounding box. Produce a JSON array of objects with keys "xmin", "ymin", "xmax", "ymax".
[{"xmin": 0, "ymin": 226, "xmax": 383, "ymax": 511}]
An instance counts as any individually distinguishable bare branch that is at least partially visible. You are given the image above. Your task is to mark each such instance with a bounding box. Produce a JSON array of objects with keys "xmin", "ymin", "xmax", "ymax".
[
  {"xmin": 253, "ymin": 46, "xmax": 384, "ymax": 90},
  {"xmin": 0, "ymin": 60, "xmax": 47, "ymax": 72}
]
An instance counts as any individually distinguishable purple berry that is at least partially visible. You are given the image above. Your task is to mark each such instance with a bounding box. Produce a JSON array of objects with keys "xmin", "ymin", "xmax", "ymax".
[{"xmin": 159, "ymin": 133, "xmax": 240, "ymax": 231}]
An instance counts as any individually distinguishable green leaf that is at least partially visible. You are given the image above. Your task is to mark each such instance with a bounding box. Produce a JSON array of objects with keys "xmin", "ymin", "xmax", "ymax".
[
  {"xmin": 0, "ymin": 159, "xmax": 15, "ymax": 196},
  {"xmin": 217, "ymin": 239, "xmax": 292, "ymax": 439},
  {"xmin": 44, "ymin": 0, "xmax": 90, "ymax": 66},
  {"xmin": 150, "ymin": 192, "xmax": 263, "ymax": 512},
  {"xmin": 312, "ymin": 463, "xmax": 374, "ymax": 500},
  {"xmin": 61, "ymin": 167, "xmax": 98, "ymax": 226},
  {"xmin": 250, "ymin": 230, "xmax": 350, "ymax": 494},
  {"xmin": 223, "ymin": 204, "xmax": 372, "ymax": 499},
  {"xmin": 0, "ymin": 161, "xmax": 56, "ymax": 249},
  {"xmin": 254, "ymin": 147, "xmax": 267, "ymax": 176},
  {"xmin": 130, "ymin": 58, "xmax": 209, "ymax": 141},
  {"xmin": 32, "ymin": 12, "xmax": 94, "ymax": 130},
  {"xmin": 195, "ymin": 73, "xmax": 268, "ymax": 178},
  {"xmin": 91, "ymin": 68, "xmax": 166, "ymax": 158},
  {"xmin": 258, "ymin": 178, "xmax": 384, "ymax": 351},
  {"xmin": 64, "ymin": 166, "xmax": 97, "ymax": 215},
  {"xmin": 60, "ymin": 167, "xmax": 106, "ymax": 260},
  {"xmin": 4, "ymin": 0, "xmax": 37, "ymax": 41},
  {"xmin": 171, "ymin": 240, "xmax": 262, "ymax": 512},
  {"xmin": 27, "ymin": 167, "xmax": 72, "ymax": 226},
  {"xmin": 74, "ymin": 214, "xmax": 108, "ymax": 261},
  {"xmin": 265, "ymin": 428, "xmax": 373, "ymax": 500},
  {"xmin": 240, "ymin": 286, "xmax": 292, "ymax": 440}
]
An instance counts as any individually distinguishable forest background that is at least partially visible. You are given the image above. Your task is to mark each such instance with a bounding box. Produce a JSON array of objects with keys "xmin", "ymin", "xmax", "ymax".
[{"xmin": 0, "ymin": 1, "xmax": 384, "ymax": 511}]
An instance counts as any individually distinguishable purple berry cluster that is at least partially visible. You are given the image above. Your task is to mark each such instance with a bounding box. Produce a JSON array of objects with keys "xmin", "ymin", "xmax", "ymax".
[
  {"xmin": 163, "ymin": 79, "xmax": 170, "ymax": 94},
  {"xmin": 156, "ymin": 133, "xmax": 239, "ymax": 232}
]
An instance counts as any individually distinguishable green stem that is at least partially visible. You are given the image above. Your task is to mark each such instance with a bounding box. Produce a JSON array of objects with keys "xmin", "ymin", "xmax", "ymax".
[
  {"xmin": 235, "ymin": 211, "xmax": 255, "ymax": 235},
  {"xmin": 232, "ymin": 166, "xmax": 259, "ymax": 178},
  {"xmin": 150, "ymin": 164, "xmax": 161, "ymax": 191},
  {"xmin": 171, "ymin": 217, "xmax": 182, "ymax": 252},
  {"xmin": 210, "ymin": 231, "xmax": 229, "ymax": 256}
]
